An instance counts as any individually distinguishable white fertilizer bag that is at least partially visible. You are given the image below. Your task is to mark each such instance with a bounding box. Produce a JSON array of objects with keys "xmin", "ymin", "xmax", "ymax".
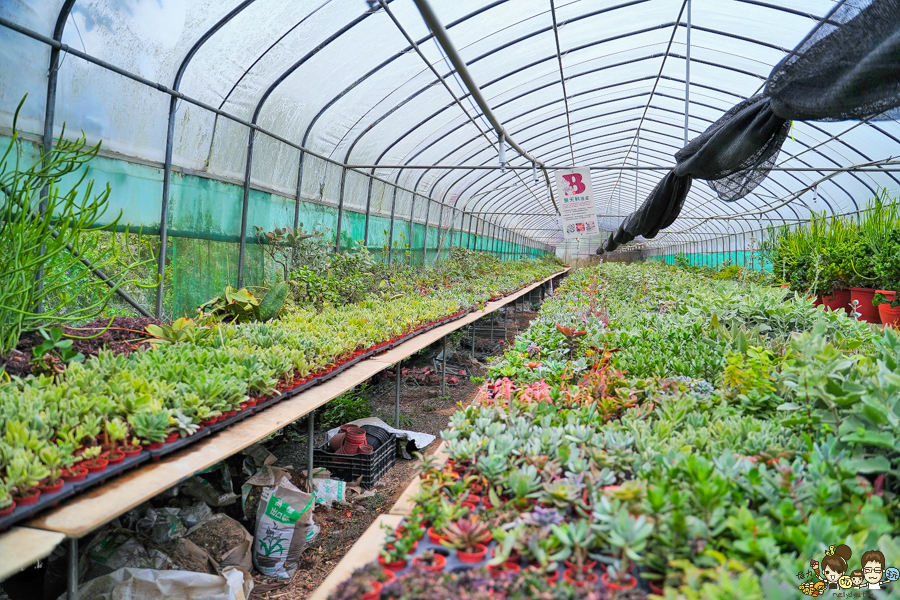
[{"xmin": 251, "ymin": 477, "xmax": 315, "ymax": 578}]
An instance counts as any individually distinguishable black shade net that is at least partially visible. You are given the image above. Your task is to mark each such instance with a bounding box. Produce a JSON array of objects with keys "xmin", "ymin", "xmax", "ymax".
[{"xmin": 599, "ymin": 0, "xmax": 900, "ymax": 254}]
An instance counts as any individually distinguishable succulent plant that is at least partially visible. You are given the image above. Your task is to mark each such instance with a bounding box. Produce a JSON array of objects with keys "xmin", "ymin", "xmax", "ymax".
[{"xmin": 439, "ymin": 517, "xmax": 492, "ymax": 552}]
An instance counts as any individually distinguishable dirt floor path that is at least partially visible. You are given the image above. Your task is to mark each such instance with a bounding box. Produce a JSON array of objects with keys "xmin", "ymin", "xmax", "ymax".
[{"xmin": 249, "ymin": 307, "xmax": 539, "ymax": 600}]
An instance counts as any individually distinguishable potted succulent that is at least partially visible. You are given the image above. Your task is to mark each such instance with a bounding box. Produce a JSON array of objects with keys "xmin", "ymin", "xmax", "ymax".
[
  {"xmin": 412, "ymin": 549, "xmax": 448, "ymax": 572},
  {"xmin": 118, "ymin": 436, "xmax": 143, "ymax": 458},
  {"xmin": 378, "ymin": 534, "xmax": 416, "ymax": 572},
  {"xmin": 0, "ymin": 482, "xmax": 16, "ymax": 517},
  {"xmin": 873, "ymin": 291, "xmax": 900, "ymax": 327},
  {"xmin": 7, "ymin": 449, "xmax": 49, "ymax": 505},
  {"xmin": 439, "ymin": 517, "xmax": 492, "ymax": 563},
  {"xmin": 592, "ymin": 509, "xmax": 653, "ymax": 592},
  {"xmin": 80, "ymin": 446, "xmax": 109, "ymax": 473},
  {"xmin": 38, "ymin": 442, "xmax": 74, "ymax": 493},
  {"xmin": 552, "ymin": 520, "xmax": 599, "ymax": 586},
  {"xmin": 128, "ymin": 409, "xmax": 171, "ymax": 449}
]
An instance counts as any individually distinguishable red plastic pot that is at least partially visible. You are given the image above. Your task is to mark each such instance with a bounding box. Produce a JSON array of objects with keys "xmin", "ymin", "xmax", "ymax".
[
  {"xmin": 851, "ymin": 287, "xmax": 881, "ymax": 323},
  {"xmin": 0, "ymin": 501, "xmax": 15, "ymax": 517},
  {"xmin": 361, "ymin": 581, "xmax": 382, "ymax": 600},
  {"xmin": 37, "ymin": 479, "xmax": 64, "ymax": 494},
  {"xmin": 649, "ymin": 581, "xmax": 665, "ymax": 595},
  {"xmin": 165, "ymin": 432, "xmax": 179, "ymax": 443},
  {"xmin": 457, "ymin": 543, "xmax": 488, "ymax": 563},
  {"xmin": 377, "ymin": 555, "xmax": 407, "ymax": 572},
  {"xmin": 564, "ymin": 568, "xmax": 599, "ymax": 587},
  {"xmin": 61, "ymin": 466, "xmax": 88, "ymax": 482},
  {"xmin": 879, "ymin": 303, "xmax": 900, "ymax": 328},
  {"xmin": 118, "ymin": 445, "xmax": 142, "ymax": 457},
  {"xmin": 413, "ymin": 553, "xmax": 447, "ymax": 572},
  {"xmin": 329, "ymin": 433, "xmax": 346, "ymax": 451},
  {"xmin": 601, "ymin": 572, "xmax": 637, "ymax": 591},
  {"xmin": 143, "ymin": 442, "xmax": 164, "ymax": 450},
  {"xmin": 83, "ymin": 458, "xmax": 109, "ymax": 473},
  {"xmin": 103, "ymin": 450, "xmax": 126, "ymax": 464},
  {"xmin": 488, "ymin": 561, "xmax": 521, "ymax": 576},
  {"xmin": 359, "ymin": 444, "xmax": 373, "ymax": 455},
  {"xmin": 342, "ymin": 444, "xmax": 360, "ymax": 456},
  {"xmin": 382, "ymin": 570, "xmax": 396, "ymax": 587},
  {"xmin": 224, "ymin": 410, "xmax": 237, "ymax": 417},
  {"xmin": 822, "ymin": 288, "xmax": 852, "ymax": 313},
  {"xmin": 564, "ymin": 559, "xmax": 598, "ymax": 572},
  {"xmin": 201, "ymin": 418, "xmax": 218, "ymax": 427},
  {"xmin": 545, "ymin": 569, "xmax": 560, "ymax": 584},
  {"xmin": 13, "ymin": 487, "xmax": 40, "ymax": 506},
  {"xmin": 427, "ymin": 527, "xmax": 447, "ymax": 545}
]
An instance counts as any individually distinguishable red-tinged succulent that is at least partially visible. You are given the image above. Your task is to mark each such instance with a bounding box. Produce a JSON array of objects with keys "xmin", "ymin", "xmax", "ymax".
[
  {"xmin": 439, "ymin": 518, "xmax": 491, "ymax": 552},
  {"xmin": 555, "ymin": 324, "xmax": 587, "ymax": 337}
]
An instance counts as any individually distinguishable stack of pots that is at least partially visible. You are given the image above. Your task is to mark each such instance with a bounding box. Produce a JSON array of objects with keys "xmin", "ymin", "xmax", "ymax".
[{"xmin": 329, "ymin": 425, "xmax": 374, "ymax": 455}]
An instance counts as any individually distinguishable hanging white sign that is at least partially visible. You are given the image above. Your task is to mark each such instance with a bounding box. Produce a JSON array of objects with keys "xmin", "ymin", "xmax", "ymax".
[{"xmin": 554, "ymin": 168, "xmax": 598, "ymax": 239}]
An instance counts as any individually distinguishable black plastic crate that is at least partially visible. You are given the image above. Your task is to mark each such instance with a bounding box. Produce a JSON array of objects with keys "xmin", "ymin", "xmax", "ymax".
[{"xmin": 313, "ymin": 434, "xmax": 396, "ymax": 489}]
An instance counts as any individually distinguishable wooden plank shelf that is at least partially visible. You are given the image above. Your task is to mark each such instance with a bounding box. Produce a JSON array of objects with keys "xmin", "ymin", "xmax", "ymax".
[
  {"xmin": 0, "ymin": 527, "xmax": 65, "ymax": 582},
  {"xmin": 23, "ymin": 270, "xmax": 567, "ymax": 542}
]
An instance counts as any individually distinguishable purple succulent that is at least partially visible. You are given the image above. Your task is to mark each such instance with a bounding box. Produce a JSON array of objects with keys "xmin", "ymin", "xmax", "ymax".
[
  {"xmin": 526, "ymin": 342, "xmax": 541, "ymax": 356},
  {"xmin": 521, "ymin": 505, "xmax": 564, "ymax": 527}
]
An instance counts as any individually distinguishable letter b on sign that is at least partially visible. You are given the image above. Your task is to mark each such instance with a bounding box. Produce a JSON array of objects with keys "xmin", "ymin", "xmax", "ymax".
[{"xmin": 562, "ymin": 173, "xmax": 586, "ymax": 195}]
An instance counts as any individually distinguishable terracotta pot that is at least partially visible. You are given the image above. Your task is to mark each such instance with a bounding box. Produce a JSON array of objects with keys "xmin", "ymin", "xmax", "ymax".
[
  {"xmin": 37, "ymin": 479, "xmax": 64, "ymax": 494},
  {"xmin": 427, "ymin": 527, "xmax": 447, "ymax": 545},
  {"xmin": 0, "ymin": 501, "xmax": 15, "ymax": 517},
  {"xmin": 822, "ymin": 288, "xmax": 852, "ymax": 313},
  {"xmin": 457, "ymin": 543, "xmax": 488, "ymax": 563},
  {"xmin": 329, "ymin": 433, "xmax": 346, "ymax": 451},
  {"xmin": 61, "ymin": 466, "xmax": 88, "ymax": 482},
  {"xmin": 143, "ymin": 441, "xmax": 164, "ymax": 450},
  {"xmin": 83, "ymin": 458, "xmax": 109, "ymax": 473},
  {"xmin": 564, "ymin": 559, "xmax": 598, "ymax": 572},
  {"xmin": 488, "ymin": 561, "xmax": 521, "ymax": 576},
  {"xmin": 13, "ymin": 487, "xmax": 40, "ymax": 506},
  {"xmin": 165, "ymin": 432, "xmax": 179, "ymax": 443},
  {"xmin": 413, "ymin": 553, "xmax": 447, "ymax": 572},
  {"xmin": 118, "ymin": 445, "xmax": 142, "ymax": 457},
  {"xmin": 879, "ymin": 303, "xmax": 900, "ymax": 328},
  {"xmin": 601, "ymin": 572, "xmax": 637, "ymax": 591},
  {"xmin": 361, "ymin": 580, "xmax": 382, "ymax": 600},
  {"xmin": 850, "ymin": 287, "xmax": 881, "ymax": 323},
  {"xmin": 564, "ymin": 568, "xmax": 599, "ymax": 587},
  {"xmin": 377, "ymin": 555, "xmax": 407, "ymax": 572}
]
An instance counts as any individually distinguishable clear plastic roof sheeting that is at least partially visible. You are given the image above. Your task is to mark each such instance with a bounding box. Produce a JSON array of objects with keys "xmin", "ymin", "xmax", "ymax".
[{"xmin": 1, "ymin": 0, "xmax": 899, "ymax": 252}]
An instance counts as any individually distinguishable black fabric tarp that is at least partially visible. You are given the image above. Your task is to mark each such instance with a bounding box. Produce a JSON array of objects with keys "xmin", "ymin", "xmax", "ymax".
[{"xmin": 599, "ymin": 0, "xmax": 900, "ymax": 254}]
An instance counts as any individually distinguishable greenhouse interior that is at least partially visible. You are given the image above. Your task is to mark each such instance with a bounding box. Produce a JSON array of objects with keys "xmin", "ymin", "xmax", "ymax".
[{"xmin": 1, "ymin": 0, "xmax": 899, "ymax": 598}]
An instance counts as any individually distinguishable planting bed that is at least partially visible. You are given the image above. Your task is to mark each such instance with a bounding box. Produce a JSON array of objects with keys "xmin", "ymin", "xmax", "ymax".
[{"xmin": 321, "ymin": 262, "xmax": 900, "ymax": 599}]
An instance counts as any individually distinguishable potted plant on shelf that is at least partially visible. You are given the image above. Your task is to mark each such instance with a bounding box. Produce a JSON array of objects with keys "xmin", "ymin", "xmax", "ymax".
[
  {"xmin": 378, "ymin": 534, "xmax": 416, "ymax": 572},
  {"xmin": 412, "ymin": 549, "xmax": 448, "ymax": 572},
  {"xmin": 7, "ymin": 449, "xmax": 49, "ymax": 505},
  {"xmin": 79, "ymin": 446, "xmax": 108, "ymax": 473},
  {"xmin": 592, "ymin": 508, "xmax": 653, "ymax": 591},
  {"xmin": 873, "ymin": 291, "xmax": 900, "ymax": 327},
  {"xmin": 37, "ymin": 442, "xmax": 74, "ymax": 493},
  {"xmin": 440, "ymin": 517, "xmax": 492, "ymax": 563},
  {"xmin": 551, "ymin": 520, "xmax": 599, "ymax": 586},
  {"xmin": 128, "ymin": 409, "xmax": 171, "ymax": 449},
  {"xmin": 0, "ymin": 483, "xmax": 15, "ymax": 517}
]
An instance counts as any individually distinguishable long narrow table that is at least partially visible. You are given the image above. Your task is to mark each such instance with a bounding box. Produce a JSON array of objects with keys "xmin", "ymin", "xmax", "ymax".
[{"xmin": 23, "ymin": 269, "xmax": 566, "ymax": 542}]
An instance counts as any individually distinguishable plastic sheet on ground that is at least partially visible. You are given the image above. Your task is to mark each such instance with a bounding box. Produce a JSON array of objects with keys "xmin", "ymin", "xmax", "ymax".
[{"xmin": 63, "ymin": 566, "xmax": 253, "ymax": 600}]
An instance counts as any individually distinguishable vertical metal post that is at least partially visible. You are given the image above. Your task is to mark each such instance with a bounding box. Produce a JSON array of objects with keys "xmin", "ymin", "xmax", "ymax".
[
  {"xmin": 307, "ymin": 408, "xmax": 315, "ymax": 492},
  {"xmin": 441, "ymin": 336, "xmax": 447, "ymax": 396},
  {"xmin": 335, "ymin": 168, "xmax": 348, "ymax": 254},
  {"xmin": 409, "ymin": 192, "xmax": 416, "ymax": 266},
  {"xmin": 237, "ymin": 129, "xmax": 255, "ymax": 288},
  {"xmin": 293, "ymin": 152, "xmax": 305, "ymax": 230},
  {"xmin": 387, "ymin": 185, "xmax": 399, "ymax": 264},
  {"xmin": 423, "ymin": 198, "xmax": 432, "ymax": 265},
  {"xmin": 363, "ymin": 175, "xmax": 374, "ymax": 248},
  {"xmin": 67, "ymin": 538, "xmax": 78, "ymax": 600},
  {"xmin": 394, "ymin": 359, "xmax": 402, "ymax": 429},
  {"xmin": 684, "ymin": 0, "xmax": 691, "ymax": 145},
  {"xmin": 635, "ymin": 133, "xmax": 640, "ymax": 210}
]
